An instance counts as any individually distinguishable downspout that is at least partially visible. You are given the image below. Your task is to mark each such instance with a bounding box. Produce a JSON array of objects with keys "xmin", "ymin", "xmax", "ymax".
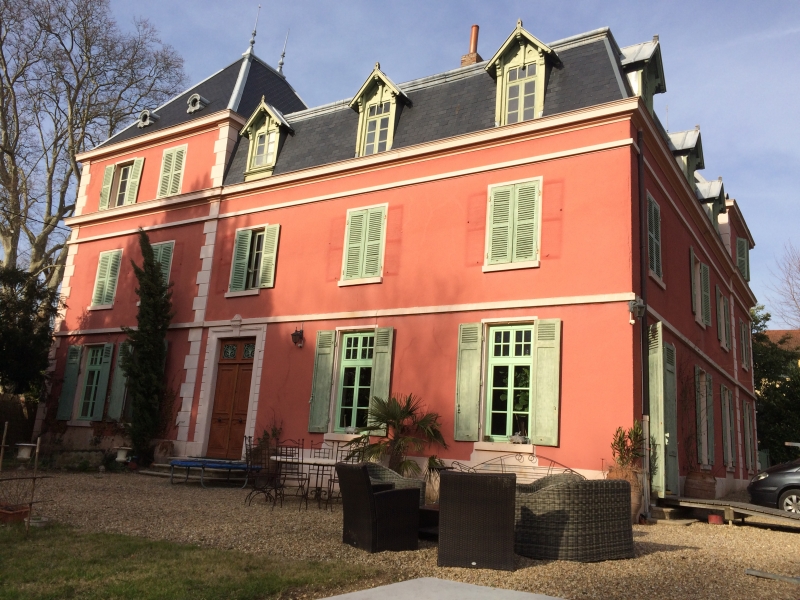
[{"xmin": 637, "ymin": 128, "xmax": 651, "ymax": 517}]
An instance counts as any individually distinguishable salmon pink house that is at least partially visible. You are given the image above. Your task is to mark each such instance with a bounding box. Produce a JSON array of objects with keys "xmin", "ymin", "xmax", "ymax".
[{"xmin": 38, "ymin": 21, "xmax": 758, "ymax": 498}]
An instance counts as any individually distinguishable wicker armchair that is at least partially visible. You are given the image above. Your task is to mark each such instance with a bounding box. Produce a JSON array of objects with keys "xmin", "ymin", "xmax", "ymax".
[
  {"xmin": 336, "ymin": 463, "xmax": 419, "ymax": 553},
  {"xmin": 364, "ymin": 463, "xmax": 426, "ymax": 506},
  {"xmin": 515, "ymin": 479, "xmax": 634, "ymax": 562},
  {"xmin": 438, "ymin": 471, "xmax": 516, "ymax": 571}
]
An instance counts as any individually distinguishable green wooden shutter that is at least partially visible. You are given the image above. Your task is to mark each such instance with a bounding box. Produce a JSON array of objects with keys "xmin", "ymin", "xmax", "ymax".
[
  {"xmin": 56, "ymin": 345, "xmax": 83, "ymax": 420},
  {"xmin": 700, "ymin": 263, "xmax": 711, "ymax": 326},
  {"xmin": 369, "ymin": 327, "xmax": 393, "ymax": 437},
  {"xmin": 487, "ymin": 185, "xmax": 513, "ymax": 264},
  {"xmin": 362, "ymin": 207, "xmax": 386, "ymax": 277},
  {"xmin": 158, "ymin": 149, "xmax": 174, "ymax": 198},
  {"xmin": 663, "ymin": 342, "xmax": 679, "ymax": 494},
  {"xmin": 743, "ymin": 402, "xmax": 752, "ymax": 470},
  {"xmin": 308, "ymin": 331, "xmax": 335, "ymax": 432},
  {"xmin": 229, "ymin": 229, "xmax": 252, "ymax": 292},
  {"xmin": 343, "ymin": 209, "xmax": 366, "ymax": 279},
  {"xmin": 740, "ymin": 321, "xmax": 746, "ymax": 368},
  {"xmin": 648, "ymin": 322, "xmax": 665, "ymax": 496},
  {"xmin": 728, "ymin": 392, "xmax": 736, "ymax": 466},
  {"xmin": 736, "ymin": 238, "xmax": 749, "ymax": 281},
  {"xmin": 724, "ymin": 298, "xmax": 731, "ymax": 349},
  {"xmin": 695, "ymin": 366, "xmax": 702, "ymax": 464},
  {"xmin": 169, "ymin": 147, "xmax": 186, "ymax": 195},
  {"xmin": 258, "ymin": 224, "xmax": 280, "ymax": 288},
  {"xmin": 706, "ymin": 373, "xmax": 714, "ymax": 465},
  {"xmin": 92, "ymin": 252, "xmax": 111, "ymax": 306},
  {"xmin": 454, "ymin": 323, "xmax": 482, "ymax": 441},
  {"xmin": 716, "ymin": 286, "xmax": 723, "ymax": 341},
  {"xmin": 153, "ymin": 242, "xmax": 174, "ymax": 284},
  {"xmin": 648, "ymin": 198, "xmax": 662, "ymax": 277},
  {"xmin": 531, "ymin": 319, "xmax": 561, "ymax": 446},
  {"xmin": 90, "ymin": 343, "xmax": 114, "ymax": 421},
  {"xmin": 124, "ymin": 158, "xmax": 144, "ymax": 205},
  {"xmin": 721, "ymin": 386, "xmax": 729, "ymax": 466},
  {"xmin": 103, "ymin": 250, "xmax": 122, "ymax": 305},
  {"xmin": 512, "ymin": 181, "xmax": 538, "ymax": 262},
  {"xmin": 107, "ymin": 342, "xmax": 129, "ymax": 421},
  {"xmin": 689, "ymin": 247, "xmax": 696, "ymax": 315},
  {"xmin": 99, "ymin": 165, "xmax": 115, "ymax": 211}
]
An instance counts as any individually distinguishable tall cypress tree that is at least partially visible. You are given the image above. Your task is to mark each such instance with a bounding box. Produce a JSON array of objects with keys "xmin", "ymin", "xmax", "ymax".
[{"xmin": 121, "ymin": 230, "xmax": 174, "ymax": 463}]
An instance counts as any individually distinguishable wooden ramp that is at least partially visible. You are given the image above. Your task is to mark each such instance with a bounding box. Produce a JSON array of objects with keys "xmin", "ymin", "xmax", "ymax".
[{"xmin": 662, "ymin": 496, "xmax": 800, "ymax": 528}]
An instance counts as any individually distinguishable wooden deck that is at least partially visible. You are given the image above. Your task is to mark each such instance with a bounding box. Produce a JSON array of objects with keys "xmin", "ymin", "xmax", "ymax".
[{"xmin": 662, "ymin": 496, "xmax": 800, "ymax": 527}]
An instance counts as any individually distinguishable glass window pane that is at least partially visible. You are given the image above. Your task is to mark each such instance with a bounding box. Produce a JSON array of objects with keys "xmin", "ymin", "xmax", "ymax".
[
  {"xmin": 357, "ymin": 385, "xmax": 371, "ymax": 407},
  {"xmin": 492, "ymin": 388, "xmax": 508, "ymax": 412},
  {"xmin": 512, "ymin": 413, "xmax": 529, "ymax": 437},
  {"xmin": 343, "ymin": 367, "xmax": 356, "ymax": 387},
  {"xmin": 369, "ymin": 105, "xmax": 376, "ymax": 117},
  {"xmin": 355, "ymin": 408, "xmax": 369, "ymax": 428},
  {"xmin": 508, "ymin": 68, "xmax": 518, "ymax": 81},
  {"xmin": 491, "ymin": 411, "xmax": 507, "ymax": 436},
  {"xmin": 366, "ymin": 131, "xmax": 376, "ymax": 144},
  {"xmin": 508, "ymin": 84, "xmax": 520, "ymax": 99},
  {"xmin": 383, "ymin": 102, "xmax": 390, "ymax": 112},
  {"xmin": 493, "ymin": 365, "xmax": 509, "ymax": 388},
  {"xmin": 367, "ymin": 119, "xmax": 377, "ymax": 132},
  {"xmin": 339, "ymin": 408, "xmax": 352, "ymax": 429},
  {"xmin": 359, "ymin": 366, "xmax": 372, "ymax": 387},
  {"xmin": 341, "ymin": 386, "xmax": 354, "ymax": 407},
  {"xmin": 365, "ymin": 143, "xmax": 375, "ymax": 155},
  {"xmin": 514, "ymin": 365, "xmax": 530, "ymax": 389},
  {"xmin": 524, "ymin": 81, "xmax": 536, "ymax": 95},
  {"xmin": 378, "ymin": 141, "xmax": 387, "ymax": 152}
]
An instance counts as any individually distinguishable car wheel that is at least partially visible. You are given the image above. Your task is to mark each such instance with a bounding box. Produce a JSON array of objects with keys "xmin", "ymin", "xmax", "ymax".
[{"xmin": 778, "ymin": 489, "xmax": 800, "ymax": 513}]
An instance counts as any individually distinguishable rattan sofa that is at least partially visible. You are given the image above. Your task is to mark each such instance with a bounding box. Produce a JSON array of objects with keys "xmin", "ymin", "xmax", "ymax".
[
  {"xmin": 515, "ymin": 479, "xmax": 634, "ymax": 562},
  {"xmin": 364, "ymin": 462, "xmax": 426, "ymax": 506}
]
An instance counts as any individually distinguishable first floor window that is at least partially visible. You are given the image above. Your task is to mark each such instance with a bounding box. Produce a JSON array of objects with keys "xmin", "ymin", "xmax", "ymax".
[
  {"xmin": 336, "ymin": 332, "xmax": 375, "ymax": 430},
  {"xmin": 91, "ymin": 249, "xmax": 123, "ymax": 307},
  {"xmin": 690, "ymin": 248, "xmax": 712, "ymax": 326},
  {"xmin": 721, "ymin": 386, "xmax": 736, "ymax": 469},
  {"xmin": 79, "ymin": 347, "xmax": 104, "ymax": 418},
  {"xmin": 341, "ymin": 205, "xmax": 387, "ymax": 281},
  {"xmin": 229, "ymin": 224, "xmax": 281, "ymax": 291},
  {"xmin": 99, "ymin": 158, "xmax": 144, "ymax": 210},
  {"xmin": 485, "ymin": 179, "xmax": 541, "ymax": 268},
  {"xmin": 695, "ymin": 366, "xmax": 714, "ymax": 465},
  {"xmin": 487, "ymin": 326, "xmax": 532, "ymax": 438}
]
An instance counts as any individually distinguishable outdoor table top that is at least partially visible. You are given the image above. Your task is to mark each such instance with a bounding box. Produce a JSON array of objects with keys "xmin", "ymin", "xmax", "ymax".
[{"xmin": 269, "ymin": 455, "xmax": 337, "ymax": 466}]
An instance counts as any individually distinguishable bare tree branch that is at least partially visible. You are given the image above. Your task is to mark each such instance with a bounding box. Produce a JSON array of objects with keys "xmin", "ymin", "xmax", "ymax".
[{"xmin": 770, "ymin": 241, "xmax": 800, "ymax": 330}]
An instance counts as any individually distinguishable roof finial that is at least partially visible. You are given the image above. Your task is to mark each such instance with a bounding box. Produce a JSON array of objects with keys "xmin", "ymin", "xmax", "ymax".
[
  {"xmin": 375, "ymin": 62, "xmax": 381, "ymax": 70},
  {"xmin": 517, "ymin": 18, "xmax": 523, "ymax": 29},
  {"xmin": 249, "ymin": 4, "xmax": 261, "ymax": 49},
  {"xmin": 277, "ymin": 29, "xmax": 289, "ymax": 74}
]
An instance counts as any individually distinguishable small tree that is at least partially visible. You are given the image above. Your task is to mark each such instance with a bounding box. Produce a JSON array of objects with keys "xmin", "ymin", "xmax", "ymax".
[
  {"xmin": 121, "ymin": 230, "xmax": 173, "ymax": 463},
  {"xmin": 345, "ymin": 393, "xmax": 447, "ymax": 477}
]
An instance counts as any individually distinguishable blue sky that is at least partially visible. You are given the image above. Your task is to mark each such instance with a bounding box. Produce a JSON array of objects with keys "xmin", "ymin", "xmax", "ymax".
[{"xmin": 111, "ymin": 1, "xmax": 800, "ymax": 324}]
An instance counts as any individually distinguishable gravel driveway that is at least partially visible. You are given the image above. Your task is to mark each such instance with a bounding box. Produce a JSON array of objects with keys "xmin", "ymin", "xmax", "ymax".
[{"xmin": 29, "ymin": 472, "xmax": 800, "ymax": 599}]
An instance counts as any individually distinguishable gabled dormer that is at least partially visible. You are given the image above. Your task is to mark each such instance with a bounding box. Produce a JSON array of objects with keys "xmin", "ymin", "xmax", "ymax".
[
  {"xmin": 668, "ymin": 126, "xmax": 705, "ymax": 190},
  {"xmin": 620, "ymin": 36, "xmax": 666, "ymax": 114},
  {"xmin": 695, "ymin": 172, "xmax": 725, "ymax": 232},
  {"xmin": 486, "ymin": 20, "xmax": 560, "ymax": 127},
  {"xmin": 241, "ymin": 97, "xmax": 293, "ymax": 181},
  {"xmin": 350, "ymin": 63, "xmax": 409, "ymax": 158}
]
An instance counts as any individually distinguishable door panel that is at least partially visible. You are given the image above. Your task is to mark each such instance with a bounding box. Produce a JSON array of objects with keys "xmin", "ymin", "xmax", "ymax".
[{"xmin": 227, "ymin": 364, "xmax": 252, "ymax": 459}]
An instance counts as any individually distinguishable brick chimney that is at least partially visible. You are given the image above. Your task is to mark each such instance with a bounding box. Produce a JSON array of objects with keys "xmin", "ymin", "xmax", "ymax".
[{"xmin": 461, "ymin": 25, "xmax": 483, "ymax": 66}]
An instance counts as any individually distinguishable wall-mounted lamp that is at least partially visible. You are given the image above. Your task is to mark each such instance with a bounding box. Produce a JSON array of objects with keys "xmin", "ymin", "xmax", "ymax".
[
  {"xmin": 291, "ymin": 328, "xmax": 304, "ymax": 348},
  {"xmin": 628, "ymin": 298, "xmax": 646, "ymax": 325}
]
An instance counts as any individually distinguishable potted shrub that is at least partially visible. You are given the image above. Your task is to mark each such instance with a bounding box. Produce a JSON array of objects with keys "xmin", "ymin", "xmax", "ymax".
[{"xmin": 607, "ymin": 421, "xmax": 645, "ymax": 524}]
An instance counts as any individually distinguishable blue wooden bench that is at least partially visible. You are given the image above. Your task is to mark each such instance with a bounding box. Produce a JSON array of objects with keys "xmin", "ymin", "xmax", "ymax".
[{"xmin": 169, "ymin": 459, "xmax": 259, "ymax": 488}]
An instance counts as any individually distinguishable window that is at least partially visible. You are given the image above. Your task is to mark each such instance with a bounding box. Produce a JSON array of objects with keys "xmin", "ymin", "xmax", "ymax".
[
  {"xmin": 75, "ymin": 344, "xmax": 113, "ymax": 421},
  {"xmin": 228, "ymin": 225, "xmax": 281, "ymax": 292},
  {"xmin": 716, "ymin": 286, "xmax": 731, "ymax": 350},
  {"xmin": 252, "ymin": 130, "xmax": 277, "ymax": 167},
  {"xmin": 99, "ymin": 158, "xmax": 144, "ymax": 210},
  {"xmin": 736, "ymin": 238, "xmax": 750, "ymax": 281},
  {"xmin": 484, "ymin": 179, "xmax": 541, "ymax": 270},
  {"xmin": 694, "ymin": 366, "xmax": 714, "ymax": 466},
  {"xmin": 648, "ymin": 196, "xmax": 662, "ymax": 279},
  {"xmin": 151, "ymin": 241, "xmax": 175, "ymax": 284},
  {"xmin": 364, "ymin": 102, "xmax": 391, "ymax": 155},
  {"xmin": 743, "ymin": 400, "xmax": 755, "ymax": 471},
  {"xmin": 241, "ymin": 99, "xmax": 292, "ymax": 182},
  {"xmin": 505, "ymin": 64, "xmax": 537, "ymax": 124},
  {"xmin": 486, "ymin": 325, "xmax": 533, "ymax": 439},
  {"xmin": 340, "ymin": 205, "xmax": 387, "ymax": 284},
  {"xmin": 336, "ymin": 332, "xmax": 375, "ymax": 430},
  {"xmin": 740, "ymin": 319, "xmax": 751, "ymax": 371},
  {"xmin": 157, "ymin": 145, "xmax": 186, "ymax": 198},
  {"xmin": 351, "ymin": 64, "xmax": 406, "ymax": 158},
  {"xmin": 689, "ymin": 247, "xmax": 711, "ymax": 326},
  {"xmin": 720, "ymin": 386, "xmax": 736, "ymax": 469},
  {"xmin": 91, "ymin": 249, "xmax": 122, "ymax": 307}
]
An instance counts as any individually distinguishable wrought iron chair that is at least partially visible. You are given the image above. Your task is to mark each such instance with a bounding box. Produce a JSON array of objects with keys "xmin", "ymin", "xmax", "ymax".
[
  {"xmin": 276, "ymin": 439, "xmax": 309, "ymax": 510},
  {"xmin": 243, "ymin": 436, "xmax": 283, "ymax": 508},
  {"xmin": 326, "ymin": 445, "xmax": 359, "ymax": 510},
  {"xmin": 308, "ymin": 440, "xmax": 333, "ymax": 507}
]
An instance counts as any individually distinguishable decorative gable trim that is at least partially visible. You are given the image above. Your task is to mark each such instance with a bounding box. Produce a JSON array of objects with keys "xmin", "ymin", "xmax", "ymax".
[
  {"xmin": 485, "ymin": 19, "xmax": 560, "ymax": 72},
  {"xmin": 348, "ymin": 63, "xmax": 409, "ymax": 111}
]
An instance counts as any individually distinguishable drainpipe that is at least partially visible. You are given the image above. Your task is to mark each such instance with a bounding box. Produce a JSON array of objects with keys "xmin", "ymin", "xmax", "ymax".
[{"xmin": 637, "ymin": 128, "xmax": 651, "ymax": 518}]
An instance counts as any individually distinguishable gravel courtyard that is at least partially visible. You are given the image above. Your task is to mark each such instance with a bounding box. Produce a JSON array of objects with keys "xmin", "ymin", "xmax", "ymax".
[{"xmin": 31, "ymin": 472, "xmax": 800, "ymax": 599}]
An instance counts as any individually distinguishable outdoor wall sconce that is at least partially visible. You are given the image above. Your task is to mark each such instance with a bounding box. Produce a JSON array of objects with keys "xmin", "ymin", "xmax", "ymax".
[
  {"xmin": 291, "ymin": 328, "xmax": 304, "ymax": 348},
  {"xmin": 628, "ymin": 298, "xmax": 646, "ymax": 324}
]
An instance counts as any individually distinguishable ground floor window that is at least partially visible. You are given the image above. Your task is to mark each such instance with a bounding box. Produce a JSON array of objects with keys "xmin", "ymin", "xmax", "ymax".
[
  {"xmin": 79, "ymin": 346, "xmax": 105, "ymax": 419},
  {"xmin": 486, "ymin": 325, "xmax": 533, "ymax": 440},
  {"xmin": 336, "ymin": 332, "xmax": 375, "ymax": 430}
]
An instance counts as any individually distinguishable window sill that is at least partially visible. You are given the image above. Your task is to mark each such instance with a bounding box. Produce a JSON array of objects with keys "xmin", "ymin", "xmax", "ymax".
[
  {"xmin": 649, "ymin": 270, "xmax": 666, "ymax": 290},
  {"xmin": 482, "ymin": 260, "xmax": 540, "ymax": 273},
  {"xmin": 88, "ymin": 304, "xmax": 113, "ymax": 311},
  {"xmin": 324, "ymin": 433, "xmax": 363, "ymax": 443},
  {"xmin": 66, "ymin": 419, "xmax": 92, "ymax": 427},
  {"xmin": 225, "ymin": 289, "xmax": 260, "ymax": 298},
  {"xmin": 700, "ymin": 464, "xmax": 712, "ymax": 471},
  {"xmin": 338, "ymin": 276, "xmax": 382, "ymax": 287},
  {"xmin": 474, "ymin": 441, "xmax": 535, "ymax": 454}
]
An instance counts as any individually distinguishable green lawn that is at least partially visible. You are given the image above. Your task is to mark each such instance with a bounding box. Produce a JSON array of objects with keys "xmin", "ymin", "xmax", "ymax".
[{"xmin": 0, "ymin": 524, "xmax": 380, "ymax": 600}]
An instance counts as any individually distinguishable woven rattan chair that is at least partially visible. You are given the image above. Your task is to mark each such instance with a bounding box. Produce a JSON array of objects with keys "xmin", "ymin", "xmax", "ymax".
[
  {"xmin": 515, "ymin": 479, "xmax": 634, "ymax": 562},
  {"xmin": 336, "ymin": 463, "xmax": 419, "ymax": 553},
  {"xmin": 364, "ymin": 462, "xmax": 426, "ymax": 506},
  {"xmin": 437, "ymin": 471, "xmax": 516, "ymax": 570}
]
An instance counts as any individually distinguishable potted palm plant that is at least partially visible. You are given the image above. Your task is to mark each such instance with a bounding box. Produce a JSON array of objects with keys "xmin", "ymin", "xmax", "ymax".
[{"xmin": 607, "ymin": 421, "xmax": 645, "ymax": 524}]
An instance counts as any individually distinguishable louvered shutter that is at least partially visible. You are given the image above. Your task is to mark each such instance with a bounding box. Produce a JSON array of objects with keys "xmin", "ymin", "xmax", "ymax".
[
  {"xmin": 695, "ymin": 366, "xmax": 703, "ymax": 464},
  {"xmin": 724, "ymin": 298, "xmax": 731, "ymax": 349},
  {"xmin": 99, "ymin": 166, "xmax": 115, "ymax": 211},
  {"xmin": 706, "ymin": 373, "xmax": 714, "ymax": 465},
  {"xmin": 229, "ymin": 229, "xmax": 252, "ymax": 292},
  {"xmin": 689, "ymin": 247, "xmax": 696, "ymax": 315},
  {"xmin": 716, "ymin": 286, "xmax": 723, "ymax": 341},
  {"xmin": 308, "ymin": 331, "xmax": 335, "ymax": 432},
  {"xmin": 258, "ymin": 224, "xmax": 280, "ymax": 288},
  {"xmin": 103, "ymin": 250, "xmax": 122, "ymax": 305},
  {"xmin": 454, "ymin": 323, "xmax": 482, "ymax": 441},
  {"xmin": 92, "ymin": 253, "xmax": 111, "ymax": 306},
  {"xmin": 487, "ymin": 185, "xmax": 513, "ymax": 264},
  {"xmin": 153, "ymin": 242, "xmax": 174, "ymax": 284},
  {"xmin": 158, "ymin": 150, "xmax": 174, "ymax": 198},
  {"xmin": 362, "ymin": 207, "xmax": 385, "ymax": 277},
  {"xmin": 648, "ymin": 322, "xmax": 665, "ymax": 496},
  {"xmin": 721, "ymin": 386, "xmax": 730, "ymax": 466},
  {"xmin": 107, "ymin": 342, "xmax": 129, "ymax": 421},
  {"xmin": 648, "ymin": 198, "xmax": 662, "ymax": 277},
  {"xmin": 369, "ymin": 327, "xmax": 393, "ymax": 437},
  {"xmin": 90, "ymin": 343, "xmax": 114, "ymax": 421},
  {"xmin": 343, "ymin": 209, "xmax": 366, "ymax": 279},
  {"xmin": 736, "ymin": 238, "xmax": 749, "ymax": 281},
  {"xmin": 700, "ymin": 263, "xmax": 711, "ymax": 326},
  {"xmin": 56, "ymin": 345, "xmax": 83, "ymax": 420},
  {"xmin": 531, "ymin": 319, "xmax": 561, "ymax": 446},
  {"xmin": 728, "ymin": 392, "xmax": 736, "ymax": 466},
  {"xmin": 743, "ymin": 402, "xmax": 752, "ymax": 470},
  {"xmin": 124, "ymin": 158, "xmax": 144, "ymax": 205},
  {"xmin": 169, "ymin": 147, "xmax": 186, "ymax": 195},
  {"xmin": 663, "ymin": 342, "xmax": 678, "ymax": 494},
  {"xmin": 513, "ymin": 181, "xmax": 538, "ymax": 262}
]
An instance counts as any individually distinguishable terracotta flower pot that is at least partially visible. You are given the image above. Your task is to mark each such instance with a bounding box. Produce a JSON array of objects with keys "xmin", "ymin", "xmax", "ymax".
[
  {"xmin": 607, "ymin": 466, "xmax": 643, "ymax": 524},
  {"xmin": 0, "ymin": 504, "xmax": 30, "ymax": 524}
]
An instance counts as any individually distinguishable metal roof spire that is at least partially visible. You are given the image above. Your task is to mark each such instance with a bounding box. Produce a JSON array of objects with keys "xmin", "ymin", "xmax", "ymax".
[
  {"xmin": 248, "ymin": 4, "xmax": 261, "ymax": 51},
  {"xmin": 277, "ymin": 29, "xmax": 290, "ymax": 74}
]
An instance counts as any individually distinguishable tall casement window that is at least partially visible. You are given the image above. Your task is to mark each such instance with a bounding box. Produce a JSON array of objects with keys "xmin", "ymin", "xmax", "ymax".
[
  {"xmin": 716, "ymin": 286, "xmax": 731, "ymax": 351},
  {"xmin": 736, "ymin": 237, "xmax": 751, "ymax": 281},
  {"xmin": 648, "ymin": 196, "xmax": 663, "ymax": 279},
  {"xmin": 340, "ymin": 205, "xmax": 387, "ymax": 284},
  {"xmin": 739, "ymin": 319, "xmax": 751, "ymax": 371},
  {"xmin": 228, "ymin": 225, "xmax": 281, "ymax": 293},
  {"xmin": 91, "ymin": 249, "xmax": 123, "ymax": 307},
  {"xmin": 151, "ymin": 241, "xmax": 175, "ymax": 284},
  {"xmin": 307, "ymin": 328, "xmax": 394, "ymax": 434},
  {"xmin": 55, "ymin": 343, "xmax": 113, "ymax": 421},
  {"xmin": 695, "ymin": 366, "xmax": 715, "ymax": 466},
  {"xmin": 453, "ymin": 320, "xmax": 561, "ymax": 446},
  {"xmin": 720, "ymin": 386, "xmax": 736, "ymax": 469},
  {"xmin": 689, "ymin": 247, "xmax": 711, "ymax": 327},
  {"xmin": 648, "ymin": 322, "xmax": 679, "ymax": 497},
  {"xmin": 363, "ymin": 101, "xmax": 391, "ymax": 155},
  {"xmin": 99, "ymin": 158, "xmax": 144, "ymax": 210},
  {"xmin": 743, "ymin": 400, "xmax": 756, "ymax": 471},
  {"xmin": 351, "ymin": 64, "xmax": 408, "ymax": 158},
  {"xmin": 505, "ymin": 64, "xmax": 537, "ymax": 124},
  {"xmin": 157, "ymin": 145, "xmax": 187, "ymax": 198},
  {"xmin": 241, "ymin": 99, "xmax": 292, "ymax": 182},
  {"xmin": 484, "ymin": 179, "xmax": 542, "ymax": 271}
]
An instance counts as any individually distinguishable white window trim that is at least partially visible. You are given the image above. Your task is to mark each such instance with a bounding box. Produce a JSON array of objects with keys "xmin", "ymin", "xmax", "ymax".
[
  {"xmin": 338, "ymin": 276, "xmax": 382, "ymax": 287},
  {"xmin": 87, "ymin": 304, "xmax": 114, "ymax": 311},
  {"xmin": 483, "ymin": 176, "xmax": 543, "ymax": 270},
  {"xmin": 156, "ymin": 144, "xmax": 188, "ymax": 199},
  {"xmin": 649, "ymin": 270, "xmax": 666, "ymax": 290},
  {"xmin": 338, "ymin": 202, "xmax": 389, "ymax": 285},
  {"xmin": 326, "ymin": 327, "xmax": 381, "ymax": 434},
  {"xmin": 225, "ymin": 289, "xmax": 260, "ymax": 298}
]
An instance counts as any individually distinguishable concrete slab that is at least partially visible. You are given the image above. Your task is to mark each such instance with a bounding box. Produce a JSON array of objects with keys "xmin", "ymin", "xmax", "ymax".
[
  {"xmin": 320, "ymin": 578, "xmax": 562, "ymax": 600},
  {"xmin": 653, "ymin": 518, "xmax": 697, "ymax": 526}
]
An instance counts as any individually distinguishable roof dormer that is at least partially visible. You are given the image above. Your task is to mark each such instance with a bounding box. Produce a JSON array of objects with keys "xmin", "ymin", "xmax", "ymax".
[
  {"xmin": 668, "ymin": 126, "xmax": 705, "ymax": 190},
  {"xmin": 350, "ymin": 63, "xmax": 409, "ymax": 158},
  {"xmin": 621, "ymin": 36, "xmax": 666, "ymax": 114},
  {"xmin": 695, "ymin": 172, "xmax": 725, "ymax": 232},
  {"xmin": 486, "ymin": 20, "xmax": 560, "ymax": 127},
  {"xmin": 241, "ymin": 96, "xmax": 293, "ymax": 181}
]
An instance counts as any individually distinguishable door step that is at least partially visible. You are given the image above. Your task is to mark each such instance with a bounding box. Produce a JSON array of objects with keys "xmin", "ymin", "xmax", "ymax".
[{"xmin": 650, "ymin": 505, "xmax": 690, "ymax": 520}]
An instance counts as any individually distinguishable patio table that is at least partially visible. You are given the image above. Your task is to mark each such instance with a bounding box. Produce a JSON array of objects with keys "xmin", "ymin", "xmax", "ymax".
[{"xmin": 271, "ymin": 455, "xmax": 337, "ymax": 507}]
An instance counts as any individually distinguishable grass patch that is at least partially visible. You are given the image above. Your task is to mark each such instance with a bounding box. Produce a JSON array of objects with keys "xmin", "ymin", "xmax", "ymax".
[{"xmin": 0, "ymin": 524, "xmax": 379, "ymax": 600}]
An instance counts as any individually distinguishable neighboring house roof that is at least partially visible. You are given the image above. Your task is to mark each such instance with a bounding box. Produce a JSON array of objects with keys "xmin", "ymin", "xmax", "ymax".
[{"xmin": 765, "ymin": 330, "xmax": 800, "ymax": 351}]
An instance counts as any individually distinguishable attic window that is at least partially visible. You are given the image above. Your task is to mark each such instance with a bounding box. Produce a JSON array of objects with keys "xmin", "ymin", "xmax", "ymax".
[
  {"xmin": 253, "ymin": 130, "xmax": 277, "ymax": 167},
  {"xmin": 505, "ymin": 64, "xmax": 537, "ymax": 124},
  {"xmin": 241, "ymin": 97, "xmax": 292, "ymax": 182},
  {"xmin": 364, "ymin": 102, "xmax": 391, "ymax": 155},
  {"xmin": 351, "ymin": 63, "xmax": 408, "ymax": 158},
  {"xmin": 137, "ymin": 109, "xmax": 160, "ymax": 128},
  {"xmin": 187, "ymin": 93, "xmax": 210, "ymax": 114}
]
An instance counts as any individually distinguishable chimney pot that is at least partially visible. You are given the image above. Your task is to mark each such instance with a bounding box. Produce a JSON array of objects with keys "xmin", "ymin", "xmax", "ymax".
[{"xmin": 461, "ymin": 24, "xmax": 483, "ymax": 67}]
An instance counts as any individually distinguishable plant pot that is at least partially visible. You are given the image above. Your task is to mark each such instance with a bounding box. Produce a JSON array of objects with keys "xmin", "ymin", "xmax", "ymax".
[
  {"xmin": 15, "ymin": 443, "xmax": 36, "ymax": 461},
  {"xmin": 114, "ymin": 447, "xmax": 132, "ymax": 463},
  {"xmin": 0, "ymin": 504, "xmax": 30, "ymax": 524},
  {"xmin": 607, "ymin": 466, "xmax": 643, "ymax": 524},
  {"xmin": 684, "ymin": 470, "xmax": 716, "ymax": 499}
]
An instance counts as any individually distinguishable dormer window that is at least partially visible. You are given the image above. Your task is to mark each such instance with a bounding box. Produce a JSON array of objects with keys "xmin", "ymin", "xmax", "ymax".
[
  {"xmin": 351, "ymin": 63, "xmax": 409, "ymax": 158},
  {"xmin": 241, "ymin": 97, "xmax": 293, "ymax": 182},
  {"xmin": 505, "ymin": 64, "xmax": 537, "ymax": 124},
  {"xmin": 253, "ymin": 130, "xmax": 277, "ymax": 167},
  {"xmin": 364, "ymin": 101, "xmax": 391, "ymax": 155}
]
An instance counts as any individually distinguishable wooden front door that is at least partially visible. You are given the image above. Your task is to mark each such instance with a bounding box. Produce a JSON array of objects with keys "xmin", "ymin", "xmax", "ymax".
[{"xmin": 206, "ymin": 339, "xmax": 255, "ymax": 459}]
